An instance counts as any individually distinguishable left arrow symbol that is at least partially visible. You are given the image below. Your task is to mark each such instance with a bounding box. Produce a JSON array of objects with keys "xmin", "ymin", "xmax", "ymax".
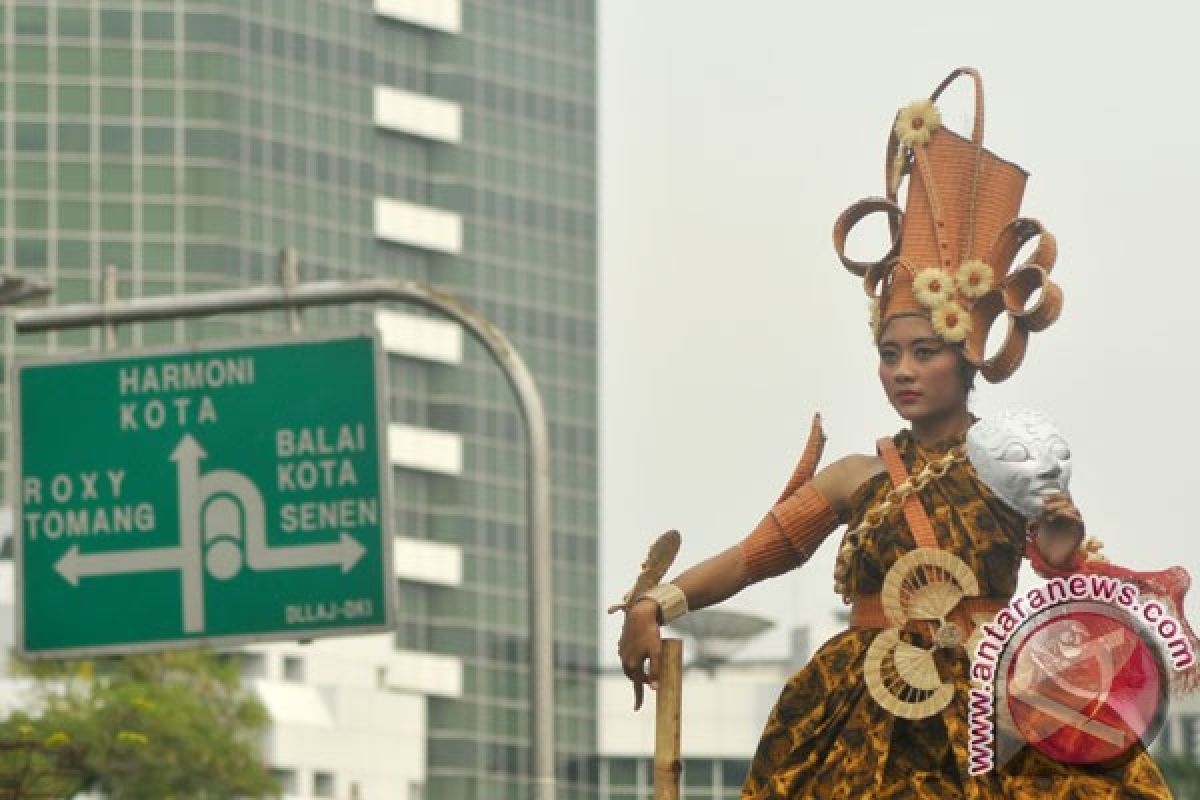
[{"xmin": 55, "ymin": 545, "xmax": 186, "ymax": 586}]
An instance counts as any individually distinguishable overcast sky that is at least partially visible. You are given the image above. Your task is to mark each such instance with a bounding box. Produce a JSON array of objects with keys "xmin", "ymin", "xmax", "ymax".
[{"xmin": 598, "ymin": 0, "xmax": 1200, "ymax": 668}]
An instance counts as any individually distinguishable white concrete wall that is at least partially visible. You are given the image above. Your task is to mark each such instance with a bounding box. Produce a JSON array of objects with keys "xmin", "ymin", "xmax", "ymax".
[
  {"xmin": 258, "ymin": 680, "xmax": 426, "ymax": 800},
  {"xmin": 244, "ymin": 632, "xmax": 462, "ymax": 798},
  {"xmin": 374, "ymin": 0, "xmax": 461, "ymax": 33},
  {"xmin": 375, "ymin": 309, "xmax": 463, "ymax": 365},
  {"xmin": 598, "ymin": 661, "xmax": 788, "ymax": 759},
  {"xmin": 388, "ymin": 424, "xmax": 463, "ymax": 476},
  {"xmin": 374, "ymin": 86, "xmax": 462, "ymax": 144},
  {"xmin": 374, "ymin": 197, "xmax": 463, "ymax": 255}
]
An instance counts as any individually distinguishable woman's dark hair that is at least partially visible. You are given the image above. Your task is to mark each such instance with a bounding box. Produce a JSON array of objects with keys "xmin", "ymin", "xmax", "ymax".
[{"xmin": 955, "ymin": 347, "xmax": 977, "ymax": 395}]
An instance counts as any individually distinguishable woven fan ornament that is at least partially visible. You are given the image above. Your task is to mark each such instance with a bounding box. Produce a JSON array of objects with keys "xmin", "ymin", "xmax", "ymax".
[
  {"xmin": 881, "ymin": 548, "xmax": 980, "ymax": 626},
  {"xmin": 864, "ymin": 548, "xmax": 982, "ymax": 719},
  {"xmin": 832, "ymin": 67, "xmax": 1064, "ymax": 383},
  {"xmin": 864, "ymin": 628, "xmax": 958, "ymax": 719}
]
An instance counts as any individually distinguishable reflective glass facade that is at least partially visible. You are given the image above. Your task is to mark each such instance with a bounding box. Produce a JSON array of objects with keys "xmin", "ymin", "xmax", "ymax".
[{"xmin": 1, "ymin": 1, "xmax": 597, "ymax": 797}]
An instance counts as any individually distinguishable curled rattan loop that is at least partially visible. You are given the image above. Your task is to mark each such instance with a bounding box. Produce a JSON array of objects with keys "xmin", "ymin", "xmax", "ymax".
[
  {"xmin": 864, "ymin": 257, "xmax": 900, "ymax": 300},
  {"xmin": 833, "ymin": 198, "xmax": 904, "ymax": 278},
  {"xmin": 964, "ymin": 285, "xmax": 1028, "ymax": 383},
  {"xmin": 988, "ymin": 217, "xmax": 1058, "ymax": 277},
  {"xmin": 1002, "ymin": 265, "xmax": 1062, "ymax": 333}
]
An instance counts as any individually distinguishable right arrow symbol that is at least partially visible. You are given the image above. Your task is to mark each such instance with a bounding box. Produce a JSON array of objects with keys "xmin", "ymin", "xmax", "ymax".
[{"xmin": 249, "ymin": 531, "xmax": 366, "ymax": 573}]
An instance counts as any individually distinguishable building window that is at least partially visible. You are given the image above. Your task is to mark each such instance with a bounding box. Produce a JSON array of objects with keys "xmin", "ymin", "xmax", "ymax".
[
  {"xmin": 684, "ymin": 759, "xmax": 713, "ymax": 789},
  {"xmin": 607, "ymin": 757, "xmax": 636, "ymax": 788},
  {"xmin": 240, "ymin": 652, "xmax": 267, "ymax": 679},
  {"xmin": 313, "ymin": 770, "xmax": 335, "ymax": 798},
  {"xmin": 720, "ymin": 759, "xmax": 750, "ymax": 789},
  {"xmin": 270, "ymin": 768, "xmax": 297, "ymax": 794},
  {"xmin": 282, "ymin": 655, "xmax": 305, "ymax": 682}
]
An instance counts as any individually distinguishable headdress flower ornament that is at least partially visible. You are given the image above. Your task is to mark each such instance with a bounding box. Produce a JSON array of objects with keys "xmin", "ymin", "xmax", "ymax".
[
  {"xmin": 891, "ymin": 100, "xmax": 942, "ymax": 191},
  {"xmin": 894, "ymin": 99, "xmax": 941, "ymax": 146},
  {"xmin": 912, "ymin": 267, "xmax": 955, "ymax": 309},
  {"xmin": 931, "ymin": 301, "xmax": 970, "ymax": 343},
  {"xmin": 831, "ymin": 67, "xmax": 1066, "ymax": 383},
  {"xmin": 955, "ymin": 259, "xmax": 993, "ymax": 299}
]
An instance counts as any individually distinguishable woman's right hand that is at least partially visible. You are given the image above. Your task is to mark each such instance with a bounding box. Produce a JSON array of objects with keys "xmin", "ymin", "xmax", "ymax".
[{"xmin": 617, "ymin": 598, "xmax": 663, "ymax": 711}]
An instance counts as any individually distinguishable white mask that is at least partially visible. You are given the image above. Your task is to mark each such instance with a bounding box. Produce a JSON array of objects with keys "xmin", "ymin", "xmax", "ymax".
[{"xmin": 965, "ymin": 409, "xmax": 1073, "ymax": 519}]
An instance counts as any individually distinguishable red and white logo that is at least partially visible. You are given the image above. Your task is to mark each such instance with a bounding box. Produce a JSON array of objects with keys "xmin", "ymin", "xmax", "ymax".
[{"xmin": 997, "ymin": 603, "xmax": 1168, "ymax": 767}]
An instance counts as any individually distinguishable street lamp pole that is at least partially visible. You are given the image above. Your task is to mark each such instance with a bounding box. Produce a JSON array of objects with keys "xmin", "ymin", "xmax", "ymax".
[{"xmin": 14, "ymin": 278, "xmax": 558, "ymax": 800}]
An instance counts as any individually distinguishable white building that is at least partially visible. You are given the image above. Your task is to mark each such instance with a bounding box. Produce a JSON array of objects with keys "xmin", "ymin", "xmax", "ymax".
[{"xmin": 241, "ymin": 532, "xmax": 464, "ymax": 799}]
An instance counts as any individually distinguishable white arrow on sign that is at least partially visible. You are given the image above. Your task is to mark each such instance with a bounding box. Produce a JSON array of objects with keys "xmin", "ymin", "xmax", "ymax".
[
  {"xmin": 171, "ymin": 434, "xmax": 207, "ymax": 632},
  {"xmin": 247, "ymin": 531, "xmax": 365, "ymax": 572},
  {"xmin": 55, "ymin": 544, "xmax": 184, "ymax": 587},
  {"xmin": 53, "ymin": 433, "xmax": 369, "ymax": 635},
  {"xmin": 194, "ymin": 462, "xmax": 367, "ymax": 574}
]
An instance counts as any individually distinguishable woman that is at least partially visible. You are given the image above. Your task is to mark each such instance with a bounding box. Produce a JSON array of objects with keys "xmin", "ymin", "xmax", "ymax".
[{"xmin": 617, "ymin": 68, "xmax": 1175, "ymax": 797}]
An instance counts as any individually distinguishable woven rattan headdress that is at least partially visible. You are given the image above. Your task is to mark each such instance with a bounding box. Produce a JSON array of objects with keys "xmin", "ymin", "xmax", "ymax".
[{"xmin": 832, "ymin": 67, "xmax": 1063, "ymax": 383}]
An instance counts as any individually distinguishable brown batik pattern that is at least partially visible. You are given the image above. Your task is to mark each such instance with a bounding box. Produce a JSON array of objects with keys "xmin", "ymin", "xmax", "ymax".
[{"xmin": 741, "ymin": 429, "xmax": 1174, "ymax": 799}]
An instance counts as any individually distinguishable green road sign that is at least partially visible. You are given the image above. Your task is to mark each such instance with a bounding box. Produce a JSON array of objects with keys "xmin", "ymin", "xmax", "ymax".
[{"xmin": 14, "ymin": 332, "xmax": 395, "ymax": 658}]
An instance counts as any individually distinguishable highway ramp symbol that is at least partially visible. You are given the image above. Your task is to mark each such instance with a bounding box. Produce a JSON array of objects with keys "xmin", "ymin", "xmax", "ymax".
[{"xmin": 54, "ymin": 433, "xmax": 366, "ymax": 634}]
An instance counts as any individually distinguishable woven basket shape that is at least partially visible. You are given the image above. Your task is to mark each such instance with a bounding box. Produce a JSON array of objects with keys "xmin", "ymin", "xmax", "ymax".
[{"xmin": 900, "ymin": 127, "xmax": 1028, "ymax": 273}]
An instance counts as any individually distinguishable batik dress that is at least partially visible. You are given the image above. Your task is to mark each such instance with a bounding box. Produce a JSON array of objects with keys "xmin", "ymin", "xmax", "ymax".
[{"xmin": 741, "ymin": 429, "xmax": 1173, "ymax": 800}]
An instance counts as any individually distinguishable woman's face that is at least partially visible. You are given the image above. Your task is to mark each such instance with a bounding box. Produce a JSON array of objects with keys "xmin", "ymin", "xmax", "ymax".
[{"xmin": 877, "ymin": 315, "xmax": 969, "ymax": 423}]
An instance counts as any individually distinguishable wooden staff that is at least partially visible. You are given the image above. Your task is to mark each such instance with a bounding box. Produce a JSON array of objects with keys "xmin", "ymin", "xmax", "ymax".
[{"xmin": 654, "ymin": 638, "xmax": 683, "ymax": 800}]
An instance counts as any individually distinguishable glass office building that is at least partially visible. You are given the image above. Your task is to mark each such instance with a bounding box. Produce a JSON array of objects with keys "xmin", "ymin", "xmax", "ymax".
[{"xmin": 1, "ymin": 1, "xmax": 598, "ymax": 797}]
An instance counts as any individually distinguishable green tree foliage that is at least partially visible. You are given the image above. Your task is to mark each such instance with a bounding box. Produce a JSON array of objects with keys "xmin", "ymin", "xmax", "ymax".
[{"xmin": 0, "ymin": 650, "xmax": 279, "ymax": 799}]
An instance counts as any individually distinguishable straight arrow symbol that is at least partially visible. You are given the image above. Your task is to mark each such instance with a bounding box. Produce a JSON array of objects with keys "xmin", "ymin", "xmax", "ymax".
[{"xmin": 171, "ymin": 433, "xmax": 207, "ymax": 633}]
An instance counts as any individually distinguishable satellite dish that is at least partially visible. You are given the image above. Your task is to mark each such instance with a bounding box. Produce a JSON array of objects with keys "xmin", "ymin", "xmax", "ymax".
[{"xmin": 667, "ymin": 608, "xmax": 774, "ymax": 673}]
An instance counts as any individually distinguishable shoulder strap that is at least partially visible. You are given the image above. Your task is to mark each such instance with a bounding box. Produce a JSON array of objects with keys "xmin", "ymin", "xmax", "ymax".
[{"xmin": 875, "ymin": 437, "xmax": 940, "ymax": 550}]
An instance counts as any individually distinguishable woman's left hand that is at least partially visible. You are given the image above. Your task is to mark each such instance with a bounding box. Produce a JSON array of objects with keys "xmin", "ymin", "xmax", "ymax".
[
  {"xmin": 1031, "ymin": 492, "xmax": 1086, "ymax": 568},
  {"xmin": 1037, "ymin": 492, "xmax": 1085, "ymax": 539}
]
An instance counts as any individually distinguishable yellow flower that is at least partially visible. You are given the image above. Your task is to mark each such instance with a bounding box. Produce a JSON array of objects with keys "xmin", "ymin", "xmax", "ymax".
[
  {"xmin": 912, "ymin": 267, "xmax": 955, "ymax": 309},
  {"xmin": 44, "ymin": 732, "xmax": 70, "ymax": 748},
  {"xmin": 956, "ymin": 259, "xmax": 993, "ymax": 299},
  {"xmin": 894, "ymin": 100, "xmax": 941, "ymax": 147},
  {"xmin": 17, "ymin": 724, "xmax": 33, "ymax": 738},
  {"xmin": 117, "ymin": 730, "xmax": 149, "ymax": 747},
  {"xmin": 931, "ymin": 301, "xmax": 971, "ymax": 343}
]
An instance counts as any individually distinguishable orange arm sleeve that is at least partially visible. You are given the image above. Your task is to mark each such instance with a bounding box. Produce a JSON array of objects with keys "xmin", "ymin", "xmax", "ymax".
[{"xmin": 739, "ymin": 483, "xmax": 839, "ymax": 583}]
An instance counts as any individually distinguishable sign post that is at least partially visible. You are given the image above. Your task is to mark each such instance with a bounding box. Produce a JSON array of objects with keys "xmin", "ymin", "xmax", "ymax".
[{"xmin": 14, "ymin": 332, "xmax": 394, "ymax": 658}]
